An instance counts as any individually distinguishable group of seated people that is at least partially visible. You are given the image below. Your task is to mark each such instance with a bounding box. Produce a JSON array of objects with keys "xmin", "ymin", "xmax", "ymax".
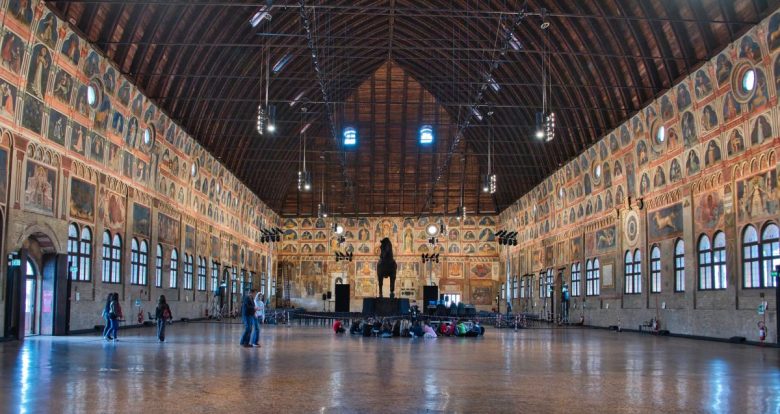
[{"xmin": 333, "ymin": 317, "xmax": 484, "ymax": 338}]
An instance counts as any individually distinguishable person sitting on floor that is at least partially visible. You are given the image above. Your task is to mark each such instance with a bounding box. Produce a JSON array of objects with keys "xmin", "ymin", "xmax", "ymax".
[
  {"xmin": 333, "ymin": 319, "xmax": 345, "ymax": 334},
  {"xmin": 380, "ymin": 320, "xmax": 393, "ymax": 338},
  {"xmin": 372, "ymin": 318, "xmax": 382, "ymax": 336},
  {"xmin": 471, "ymin": 321, "xmax": 485, "ymax": 336},
  {"xmin": 423, "ymin": 322, "xmax": 438, "ymax": 338},
  {"xmin": 362, "ymin": 319, "xmax": 374, "ymax": 337},
  {"xmin": 350, "ymin": 320, "xmax": 362, "ymax": 335},
  {"xmin": 456, "ymin": 320, "xmax": 468, "ymax": 337},
  {"xmin": 410, "ymin": 321, "xmax": 424, "ymax": 338},
  {"xmin": 400, "ymin": 319, "xmax": 412, "ymax": 337}
]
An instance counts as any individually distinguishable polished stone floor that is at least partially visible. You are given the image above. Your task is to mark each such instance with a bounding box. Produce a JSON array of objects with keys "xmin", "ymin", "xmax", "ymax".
[{"xmin": 1, "ymin": 322, "xmax": 779, "ymax": 413}]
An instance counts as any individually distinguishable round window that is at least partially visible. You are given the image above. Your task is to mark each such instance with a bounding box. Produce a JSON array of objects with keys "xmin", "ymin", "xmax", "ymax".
[
  {"xmin": 558, "ymin": 187, "xmax": 565, "ymax": 199},
  {"xmin": 143, "ymin": 126, "xmax": 154, "ymax": 146},
  {"xmin": 191, "ymin": 161, "xmax": 198, "ymax": 177},
  {"xmin": 741, "ymin": 69, "xmax": 755, "ymax": 92},
  {"xmin": 86, "ymin": 81, "xmax": 100, "ymax": 109},
  {"xmin": 594, "ymin": 164, "xmax": 602, "ymax": 179},
  {"xmin": 656, "ymin": 125, "xmax": 666, "ymax": 143}
]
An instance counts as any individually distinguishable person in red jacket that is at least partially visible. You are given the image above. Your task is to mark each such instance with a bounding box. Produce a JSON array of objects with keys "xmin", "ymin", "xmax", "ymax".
[{"xmin": 333, "ymin": 319, "xmax": 345, "ymax": 334}]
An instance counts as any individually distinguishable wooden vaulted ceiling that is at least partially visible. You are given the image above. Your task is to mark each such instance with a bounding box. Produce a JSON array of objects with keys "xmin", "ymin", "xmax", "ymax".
[{"xmin": 47, "ymin": 0, "xmax": 777, "ymax": 216}]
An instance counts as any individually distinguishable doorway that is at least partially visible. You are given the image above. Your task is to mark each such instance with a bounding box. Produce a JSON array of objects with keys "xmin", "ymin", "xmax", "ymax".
[
  {"xmin": 24, "ymin": 260, "xmax": 38, "ymax": 336},
  {"xmin": 442, "ymin": 293, "xmax": 461, "ymax": 307}
]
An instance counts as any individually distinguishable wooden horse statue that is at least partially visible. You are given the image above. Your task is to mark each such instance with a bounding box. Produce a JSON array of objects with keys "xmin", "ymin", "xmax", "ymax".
[{"xmin": 377, "ymin": 238, "xmax": 397, "ymax": 298}]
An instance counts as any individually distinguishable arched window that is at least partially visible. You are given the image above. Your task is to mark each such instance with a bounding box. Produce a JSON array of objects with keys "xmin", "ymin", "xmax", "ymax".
[
  {"xmin": 633, "ymin": 249, "xmax": 642, "ymax": 294},
  {"xmin": 155, "ymin": 244, "xmax": 163, "ymax": 287},
  {"xmin": 131, "ymin": 239, "xmax": 148, "ymax": 285},
  {"xmin": 211, "ymin": 261, "xmax": 220, "ymax": 292},
  {"xmin": 197, "ymin": 257, "xmax": 207, "ymax": 291},
  {"xmin": 110, "ymin": 234, "xmax": 122, "ymax": 284},
  {"xmin": 743, "ymin": 225, "xmax": 760, "ymax": 288},
  {"xmin": 101, "ymin": 231, "xmax": 112, "ymax": 282},
  {"xmin": 713, "ymin": 232, "xmax": 727, "ymax": 289},
  {"xmin": 68, "ymin": 224, "xmax": 79, "ymax": 280},
  {"xmin": 169, "ymin": 248, "xmax": 178, "ymax": 288},
  {"xmin": 624, "ymin": 251, "xmax": 634, "ymax": 294},
  {"xmin": 183, "ymin": 254, "xmax": 193, "ymax": 290},
  {"xmin": 761, "ymin": 223, "xmax": 779, "ymax": 288},
  {"xmin": 512, "ymin": 275, "xmax": 518, "ymax": 299},
  {"xmin": 674, "ymin": 239, "xmax": 685, "ymax": 292},
  {"xmin": 571, "ymin": 262, "xmax": 581, "ymax": 297},
  {"xmin": 698, "ymin": 234, "xmax": 713, "ymax": 289},
  {"xmin": 519, "ymin": 276, "xmax": 526, "ymax": 298},
  {"xmin": 80, "ymin": 227, "xmax": 93, "ymax": 282},
  {"xmin": 539, "ymin": 271, "xmax": 546, "ymax": 298},
  {"xmin": 586, "ymin": 259, "xmax": 600, "ymax": 296},
  {"xmin": 138, "ymin": 240, "xmax": 148, "ymax": 285},
  {"xmin": 546, "ymin": 269, "xmax": 554, "ymax": 298},
  {"xmin": 650, "ymin": 245, "xmax": 661, "ymax": 293},
  {"xmin": 130, "ymin": 238, "xmax": 141, "ymax": 285}
]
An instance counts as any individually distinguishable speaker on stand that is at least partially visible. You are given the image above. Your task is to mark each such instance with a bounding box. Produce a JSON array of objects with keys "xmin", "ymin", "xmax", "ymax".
[{"xmin": 334, "ymin": 284, "xmax": 350, "ymax": 313}]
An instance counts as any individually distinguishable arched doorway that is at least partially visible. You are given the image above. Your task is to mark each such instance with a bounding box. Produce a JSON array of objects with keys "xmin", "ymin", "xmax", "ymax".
[
  {"xmin": 23, "ymin": 259, "xmax": 39, "ymax": 336},
  {"xmin": 5, "ymin": 231, "xmax": 69, "ymax": 339}
]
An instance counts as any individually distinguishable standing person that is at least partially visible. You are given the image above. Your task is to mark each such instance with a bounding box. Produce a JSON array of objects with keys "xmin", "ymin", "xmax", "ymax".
[
  {"xmin": 155, "ymin": 295, "xmax": 172, "ymax": 343},
  {"xmin": 250, "ymin": 290, "xmax": 264, "ymax": 347},
  {"xmin": 109, "ymin": 292, "xmax": 122, "ymax": 342},
  {"xmin": 102, "ymin": 293, "xmax": 113, "ymax": 340},
  {"xmin": 240, "ymin": 289, "xmax": 255, "ymax": 348}
]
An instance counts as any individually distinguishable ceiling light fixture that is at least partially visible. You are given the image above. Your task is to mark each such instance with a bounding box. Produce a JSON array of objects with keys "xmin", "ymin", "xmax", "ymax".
[
  {"xmin": 298, "ymin": 107, "xmax": 311, "ymax": 192},
  {"xmin": 483, "ymin": 108, "xmax": 497, "ymax": 194},
  {"xmin": 535, "ymin": 8, "xmax": 555, "ymax": 142},
  {"xmin": 249, "ymin": 3, "xmax": 272, "ymax": 28}
]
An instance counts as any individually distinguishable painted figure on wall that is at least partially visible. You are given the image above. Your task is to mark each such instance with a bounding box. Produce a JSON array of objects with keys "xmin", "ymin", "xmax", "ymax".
[
  {"xmin": 669, "ymin": 159, "xmax": 682, "ymax": 183},
  {"xmin": 681, "ymin": 111, "xmax": 697, "ymax": 147},
  {"xmin": 716, "ymin": 54, "xmax": 732, "ymax": 86},
  {"xmin": 648, "ymin": 204, "xmax": 684, "ymax": 241},
  {"xmin": 702, "ymin": 105, "xmax": 718, "ymax": 131},
  {"xmin": 8, "ymin": 0, "xmax": 34, "ymax": 26},
  {"xmin": 69, "ymin": 179, "xmax": 95, "ymax": 222},
  {"xmin": 53, "ymin": 69, "xmax": 73, "ymax": 103},
  {"xmin": 36, "ymin": 13, "xmax": 58, "ymax": 49},
  {"xmin": 0, "ymin": 80, "xmax": 17, "ymax": 119},
  {"xmin": 696, "ymin": 192, "xmax": 724, "ymax": 231},
  {"xmin": 738, "ymin": 170, "xmax": 779, "ymax": 220},
  {"xmin": 47, "ymin": 109, "xmax": 66, "ymax": 146},
  {"xmin": 21, "ymin": 93, "xmax": 43, "ymax": 134},
  {"xmin": 639, "ymin": 173, "xmax": 651, "ymax": 196},
  {"xmin": 61, "ymin": 33, "xmax": 80, "ymax": 65},
  {"xmin": 24, "ymin": 162, "xmax": 56, "ymax": 214},
  {"xmin": 0, "ymin": 149, "xmax": 7, "ymax": 200},
  {"xmin": 749, "ymin": 70, "xmax": 768, "ymax": 111},
  {"xmin": 653, "ymin": 166, "xmax": 666, "ymax": 188},
  {"xmin": 751, "ymin": 115, "xmax": 772, "ymax": 146},
  {"xmin": 70, "ymin": 122, "xmax": 86, "ymax": 155},
  {"xmin": 768, "ymin": 13, "xmax": 780, "ymax": 51},
  {"xmin": 705, "ymin": 140, "xmax": 722, "ymax": 167},
  {"xmin": 686, "ymin": 150, "xmax": 701, "ymax": 176},
  {"xmin": 728, "ymin": 129, "xmax": 745, "ymax": 156},
  {"xmin": 677, "ymin": 84, "xmax": 692, "ymax": 111},
  {"xmin": 722, "ymin": 93, "xmax": 741, "ymax": 123},
  {"xmin": 104, "ymin": 193, "xmax": 126, "ymax": 233},
  {"xmin": 89, "ymin": 134, "xmax": 105, "ymax": 163},
  {"xmin": 1, "ymin": 31, "xmax": 24, "ymax": 73},
  {"xmin": 27, "ymin": 45, "xmax": 51, "ymax": 98},
  {"xmin": 636, "ymin": 140, "xmax": 648, "ymax": 165},
  {"xmin": 694, "ymin": 68, "xmax": 712, "ymax": 99},
  {"xmin": 739, "ymin": 36, "xmax": 762, "ymax": 63}
]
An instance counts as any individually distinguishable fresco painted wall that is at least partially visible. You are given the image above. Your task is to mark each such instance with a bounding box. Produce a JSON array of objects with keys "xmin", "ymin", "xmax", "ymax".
[
  {"xmin": 498, "ymin": 12, "xmax": 780, "ymax": 342},
  {"xmin": 277, "ymin": 215, "xmax": 501, "ymax": 311},
  {"xmin": 0, "ymin": 2, "xmax": 279, "ymax": 332}
]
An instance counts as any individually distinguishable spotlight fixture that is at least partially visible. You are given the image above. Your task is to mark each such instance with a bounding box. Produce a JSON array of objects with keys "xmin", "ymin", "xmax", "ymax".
[
  {"xmin": 333, "ymin": 223, "xmax": 345, "ymax": 235},
  {"xmin": 335, "ymin": 251, "xmax": 353, "ymax": 262},
  {"xmin": 256, "ymin": 105, "xmax": 265, "ymax": 135},
  {"xmin": 421, "ymin": 253, "xmax": 441, "ymax": 264},
  {"xmin": 536, "ymin": 12, "xmax": 554, "ymax": 142},
  {"xmin": 317, "ymin": 202, "xmax": 328, "ymax": 219},
  {"xmin": 483, "ymin": 111, "xmax": 497, "ymax": 194},
  {"xmin": 425, "ymin": 223, "xmax": 440, "ymax": 237},
  {"xmin": 456, "ymin": 205, "xmax": 467, "ymax": 221},
  {"xmin": 249, "ymin": 3, "xmax": 272, "ymax": 27},
  {"xmin": 297, "ymin": 170, "xmax": 312, "ymax": 192},
  {"xmin": 497, "ymin": 230, "xmax": 518, "ymax": 246},
  {"xmin": 260, "ymin": 227, "xmax": 283, "ymax": 243},
  {"xmin": 266, "ymin": 104, "xmax": 276, "ymax": 133},
  {"xmin": 484, "ymin": 72, "xmax": 500, "ymax": 92},
  {"xmin": 471, "ymin": 106, "xmax": 484, "ymax": 122},
  {"xmin": 290, "ymin": 90, "xmax": 306, "ymax": 107},
  {"xmin": 540, "ymin": 8, "xmax": 550, "ymax": 30},
  {"xmin": 272, "ymin": 53, "xmax": 292, "ymax": 74},
  {"xmin": 482, "ymin": 174, "xmax": 497, "ymax": 194}
]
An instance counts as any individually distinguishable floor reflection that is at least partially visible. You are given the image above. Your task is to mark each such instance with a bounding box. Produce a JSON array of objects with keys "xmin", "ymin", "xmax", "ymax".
[{"xmin": 1, "ymin": 323, "xmax": 779, "ymax": 413}]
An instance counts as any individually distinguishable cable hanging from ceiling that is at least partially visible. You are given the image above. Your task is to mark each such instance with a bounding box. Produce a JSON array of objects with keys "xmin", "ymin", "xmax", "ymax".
[
  {"xmin": 297, "ymin": 105, "xmax": 312, "ymax": 192},
  {"xmin": 420, "ymin": 2, "xmax": 528, "ymax": 216},
  {"xmin": 535, "ymin": 8, "xmax": 554, "ymax": 142},
  {"xmin": 298, "ymin": 0, "xmax": 354, "ymax": 208}
]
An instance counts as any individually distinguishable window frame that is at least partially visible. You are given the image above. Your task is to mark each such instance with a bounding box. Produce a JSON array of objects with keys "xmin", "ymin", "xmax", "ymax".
[
  {"xmin": 674, "ymin": 239, "xmax": 685, "ymax": 292},
  {"xmin": 155, "ymin": 244, "xmax": 163, "ymax": 288},
  {"xmin": 760, "ymin": 223, "xmax": 779, "ymax": 289},
  {"xmin": 586, "ymin": 258, "xmax": 600, "ymax": 296},
  {"xmin": 169, "ymin": 248, "xmax": 179, "ymax": 289},
  {"xmin": 624, "ymin": 249, "xmax": 642, "ymax": 294},
  {"xmin": 571, "ymin": 262, "xmax": 581, "ymax": 297},
  {"xmin": 743, "ymin": 225, "xmax": 761, "ymax": 288},
  {"xmin": 650, "ymin": 245, "xmax": 661, "ymax": 293},
  {"xmin": 197, "ymin": 256, "xmax": 207, "ymax": 291}
]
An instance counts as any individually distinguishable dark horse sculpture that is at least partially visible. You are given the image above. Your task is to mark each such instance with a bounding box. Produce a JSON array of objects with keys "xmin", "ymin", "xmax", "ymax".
[{"xmin": 377, "ymin": 238, "xmax": 398, "ymax": 298}]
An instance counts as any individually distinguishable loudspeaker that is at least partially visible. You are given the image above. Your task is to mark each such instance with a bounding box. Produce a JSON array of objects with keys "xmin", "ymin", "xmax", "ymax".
[
  {"xmin": 335, "ymin": 284, "xmax": 350, "ymax": 312},
  {"xmin": 322, "ymin": 293, "xmax": 327, "ymax": 301},
  {"xmin": 423, "ymin": 286, "xmax": 438, "ymax": 306},
  {"xmin": 327, "ymin": 291, "xmax": 332, "ymax": 300}
]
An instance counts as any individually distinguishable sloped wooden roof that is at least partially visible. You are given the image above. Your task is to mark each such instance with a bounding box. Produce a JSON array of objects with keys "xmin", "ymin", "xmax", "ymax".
[{"xmin": 46, "ymin": 0, "xmax": 777, "ymax": 216}]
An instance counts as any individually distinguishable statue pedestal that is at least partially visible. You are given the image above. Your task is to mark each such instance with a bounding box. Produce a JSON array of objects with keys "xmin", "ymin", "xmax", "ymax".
[{"xmin": 362, "ymin": 298, "xmax": 410, "ymax": 316}]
